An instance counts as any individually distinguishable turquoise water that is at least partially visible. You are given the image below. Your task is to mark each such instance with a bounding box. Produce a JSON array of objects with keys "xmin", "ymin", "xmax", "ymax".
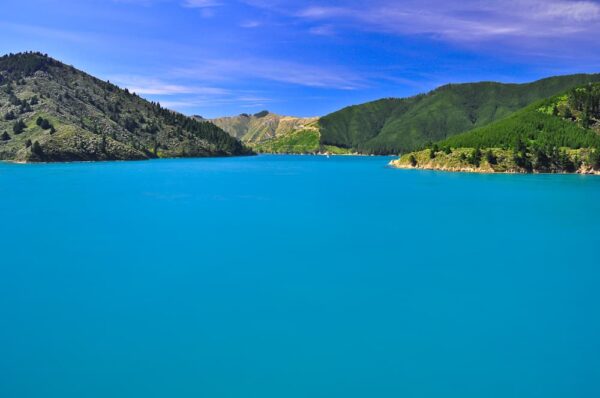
[{"xmin": 1, "ymin": 155, "xmax": 600, "ymax": 397}]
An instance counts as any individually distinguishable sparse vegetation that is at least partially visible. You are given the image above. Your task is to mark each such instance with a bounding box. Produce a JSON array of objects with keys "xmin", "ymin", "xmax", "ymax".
[
  {"xmin": 36, "ymin": 117, "xmax": 53, "ymax": 130},
  {"xmin": 0, "ymin": 52, "xmax": 251, "ymax": 162},
  {"xmin": 253, "ymin": 127, "xmax": 320, "ymax": 154},
  {"xmin": 12, "ymin": 120, "xmax": 26, "ymax": 134},
  {"xmin": 210, "ymin": 111, "xmax": 319, "ymax": 150}
]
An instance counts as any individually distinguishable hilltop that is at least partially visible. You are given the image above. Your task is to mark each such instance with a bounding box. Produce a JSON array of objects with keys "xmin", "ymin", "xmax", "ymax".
[
  {"xmin": 0, "ymin": 52, "xmax": 250, "ymax": 162},
  {"xmin": 210, "ymin": 111, "xmax": 317, "ymax": 143},
  {"xmin": 319, "ymin": 74, "xmax": 600, "ymax": 154},
  {"xmin": 210, "ymin": 110, "xmax": 353, "ymax": 154},
  {"xmin": 391, "ymin": 83, "xmax": 600, "ymax": 174}
]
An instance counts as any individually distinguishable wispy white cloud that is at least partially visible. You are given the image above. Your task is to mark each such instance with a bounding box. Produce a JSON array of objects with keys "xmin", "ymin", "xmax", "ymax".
[
  {"xmin": 246, "ymin": 0, "xmax": 600, "ymax": 46},
  {"xmin": 181, "ymin": 0, "xmax": 223, "ymax": 17},
  {"xmin": 107, "ymin": 74, "xmax": 276, "ymax": 113},
  {"xmin": 174, "ymin": 58, "xmax": 366, "ymax": 90},
  {"xmin": 159, "ymin": 94, "xmax": 273, "ymax": 110},
  {"xmin": 538, "ymin": 0, "xmax": 600, "ymax": 21},
  {"xmin": 111, "ymin": 0, "xmax": 157, "ymax": 5},
  {"xmin": 0, "ymin": 21, "xmax": 100, "ymax": 44},
  {"xmin": 109, "ymin": 75, "xmax": 229, "ymax": 95},
  {"xmin": 240, "ymin": 20, "xmax": 262, "ymax": 28},
  {"xmin": 182, "ymin": 0, "xmax": 222, "ymax": 8},
  {"xmin": 309, "ymin": 25, "xmax": 336, "ymax": 36},
  {"xmin": 295, "ymin": 0, "xmax": 600, "ymax": 40}
]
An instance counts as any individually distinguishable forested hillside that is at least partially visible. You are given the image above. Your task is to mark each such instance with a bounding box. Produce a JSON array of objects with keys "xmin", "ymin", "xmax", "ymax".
[
  {"xmin": 392, "ymin": 83, "xmax": 600, "ymax": 174},
  {"xmin": 440, "ymin": 83, "xmax": 600, "ymax": 150},
  {"xmin": 0, "ymin": 52, "xmax": 250, "ymax": 162},
  {"xmin": 320, "ymin": 74, "xmax": 600, "ymax": 154}
]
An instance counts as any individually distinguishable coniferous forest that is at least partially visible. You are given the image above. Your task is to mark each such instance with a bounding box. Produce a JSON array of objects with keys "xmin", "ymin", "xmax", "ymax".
[{"xmin": 394, "ymin": 83, "xmax": 600, "ymax": 173}]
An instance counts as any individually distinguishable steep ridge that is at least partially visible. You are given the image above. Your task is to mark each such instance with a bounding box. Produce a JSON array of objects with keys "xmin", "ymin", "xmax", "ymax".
[{"xmin": 0, "ymin": 52, "xmax": 250, "ymax": 162}]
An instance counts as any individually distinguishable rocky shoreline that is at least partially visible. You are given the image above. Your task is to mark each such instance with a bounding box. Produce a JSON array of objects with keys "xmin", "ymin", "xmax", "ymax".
[{"xmin": 389, "ymin": 158, "xmax": 600, "ymax": 175}]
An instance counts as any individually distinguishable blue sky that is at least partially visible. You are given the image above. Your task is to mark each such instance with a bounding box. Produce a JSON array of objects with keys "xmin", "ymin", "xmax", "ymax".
[{"xmin": 1, "ymin": 0, "xmax": 599, "ymax": 118}]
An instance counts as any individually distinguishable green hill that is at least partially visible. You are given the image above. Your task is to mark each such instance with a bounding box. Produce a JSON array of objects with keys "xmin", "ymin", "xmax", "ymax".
[
  {"xmin": 440, "ymin": 85, "xmax": 600, "ymax": 150},
  {"xmin": 0, "ymin": 52, "xmax": 250, "ymax": 162},
  {"xmin": 392, "ymin": 83, "xmax": 600, "ymax": 174},
  {"xmin": 320, "ymin": 74, "xmax": 600, "ymax": 155}
]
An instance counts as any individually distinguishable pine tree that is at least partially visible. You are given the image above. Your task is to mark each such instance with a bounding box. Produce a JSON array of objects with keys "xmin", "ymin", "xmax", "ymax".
[
  {"xmin": 36, "ymin": 117, "xmax": 52, "ymax": 130},
  {"xmin": 13, "ymin": 120, "xmax": 26, "ymax": 134},
  {"xmin": 468, "ymin": 147, "xmax": 482, "ymax": 166},
  {"xmin": 31, "ymin": 141, "xmax": 43, "ymax": 157},
  {"xmin": 485, "ymin": 149, "xmax": 497, "ymax": 165}
]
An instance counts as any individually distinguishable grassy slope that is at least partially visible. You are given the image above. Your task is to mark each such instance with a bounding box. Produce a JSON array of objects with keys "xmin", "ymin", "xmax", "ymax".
[
  {"xmin": 253, "ymin": 127, "xmax": 320, "ymax": 154},
  {"xmin": 211, "ymin": 111, "xmax": 319, "ymax": 145},
  {"xmin": 0, "ymin": 52, "xmax": 249, "ymax": 162},
  {"xmin": 320, "ymin": 74, "xmax": 600, "ymax": 154},
  {"xmin": 212, "ymin": 112, "xmax": 353, "ymax": 154},
  {"xmin": 252, "ymin": 121, "xmax": 353, "ymax": 154}
]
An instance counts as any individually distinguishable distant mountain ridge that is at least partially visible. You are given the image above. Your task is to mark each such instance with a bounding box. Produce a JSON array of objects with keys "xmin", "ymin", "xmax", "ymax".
[
  {"xmin": 211, "ymin": 74, "xmax": 600, "ymax": 156},
  {"xmin": 210, "ymin": 111, "xmax": 318, "ymax": 144},
  {"xmin": 0, "ymin": 52, "xmax": 250, "ymax": 162}
]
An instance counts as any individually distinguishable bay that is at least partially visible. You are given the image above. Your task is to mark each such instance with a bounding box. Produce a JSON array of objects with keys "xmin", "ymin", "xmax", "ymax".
[{"xmin": 1, "ymin": 155, "xmax": 599, "ymax": 397}]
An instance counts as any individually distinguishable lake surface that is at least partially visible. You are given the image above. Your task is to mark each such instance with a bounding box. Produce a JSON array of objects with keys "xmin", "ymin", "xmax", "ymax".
[{"xmin": 1, "ymin": 155, "xmax": 600, "ymax": 398}]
